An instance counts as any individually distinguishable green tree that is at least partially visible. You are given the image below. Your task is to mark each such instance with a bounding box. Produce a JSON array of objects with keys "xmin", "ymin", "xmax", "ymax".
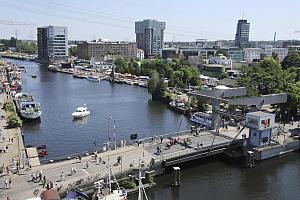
[{"xmin": 281, "ymin": 51, "xmax": 300, "ymax": 69}]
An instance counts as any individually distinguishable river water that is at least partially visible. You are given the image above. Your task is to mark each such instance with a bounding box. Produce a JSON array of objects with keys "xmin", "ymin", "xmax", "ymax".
[
  {"xmin": 6, "ymin": 59, "xmax": 300, "ymax": 200},
  {"xmin": 5, "ymin": 59, "xmax": 191, "ymax": 160}
]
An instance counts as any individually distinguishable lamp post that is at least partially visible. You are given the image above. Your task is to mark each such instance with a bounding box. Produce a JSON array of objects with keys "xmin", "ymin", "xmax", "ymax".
[
  {"xmin": 107, "ymin": 116, "xmax": 112, "ymax": 150},
  {"xmin": 113, "ymin": 120, "xmax": 117, "ymax": 150}
]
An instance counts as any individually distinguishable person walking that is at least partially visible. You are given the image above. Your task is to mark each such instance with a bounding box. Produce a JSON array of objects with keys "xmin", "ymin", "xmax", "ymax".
[
  {"xmin": 50, "ymin": 181, "xmax": 53, "ymax": 189},
  {"xmin": 4, "ymin": 179, "xmax": 8, "ymax": 189},
  {"xmin": 61, "ymin": 172, "xmax": 64, "ymax": 181},
  {"xmin": 8, "ymin": 178, "xmax": 11, "ymax": 188},
  {"xmin": 86, "ymin": 161, "xmax": 89, "ymax": 168}
]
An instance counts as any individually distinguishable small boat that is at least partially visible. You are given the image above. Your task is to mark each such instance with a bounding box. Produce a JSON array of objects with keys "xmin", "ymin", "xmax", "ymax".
[
  {"xmin": 72, "ymin": 104, "xmax": 90, "ymax": 118},
  {"xmin": 48, "ymin": 65, "xmax": 58, "ymax": 72},
  {"xmin": 37, "ymin": 144, "xmax": 47, "ymax": 150},
  {"xmin": 31, "ymin": 74, "xmax": 37, "ymax": 78},
  {"xmin": 38, "ymin": 150, "xmax": 48, "ymax": 157},
  {"xmin": 86, "ymin": 75, "xmax": 100, "ymax": 82},
  {"xmin": 73, "ymin": 73, "xmax": 86, "ymax": 79}
]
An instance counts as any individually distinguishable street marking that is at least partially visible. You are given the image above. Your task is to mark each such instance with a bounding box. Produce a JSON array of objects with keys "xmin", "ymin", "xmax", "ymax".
[{"xmin": 81, "ymin": 169, "xmax": 90, "ymax": 176}]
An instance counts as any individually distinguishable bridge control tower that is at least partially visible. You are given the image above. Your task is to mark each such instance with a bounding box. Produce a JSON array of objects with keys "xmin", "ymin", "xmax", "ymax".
[{"xmin": 245, "ymin": 111, "xmax": 275, "ymax": 147}]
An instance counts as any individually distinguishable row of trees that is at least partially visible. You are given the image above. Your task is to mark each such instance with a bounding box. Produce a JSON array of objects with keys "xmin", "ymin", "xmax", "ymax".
[
  {"xmin": 237, "ymin": 52, "xmax": 300, "ymax": 118},
  {"xmin": 0, "ymin": 39, "xmax": 37, "ymax": 54},
  {"xmin": 3, "ymin": 101, "xmax": 22, "ymax": 128},
  {"xmin": 114, "ymin": 58, "xmax": 202, "ymax": 99}
]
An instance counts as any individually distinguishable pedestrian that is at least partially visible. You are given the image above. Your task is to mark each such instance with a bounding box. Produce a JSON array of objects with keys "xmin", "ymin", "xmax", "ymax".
[
  {"xmin": 31, "ymin": 172, "xmax": 34, "ymax": 182},
  {"xmin": 11, "ymin": 138, "xmax": 13, "ymax": 143},
  {"xmin": 39, "ymin": 171, "xmax": 42, "ymax": 182},
  {"xmin": 61, "ymin": 172, "xmax": 64, "ymax": 181},
  {"xmin": 50, "ymin": 181, "xmax": 53, "ymax": 189},
  {"xmin": 160, "ymin": 137, "xmax": 163, "ymax": 143},
  {"xmin": 78, "ymin": 155, "xmax": 81, "ymax": 163},
  {"xmin": 8, "ymin": 178, "xmax": 11, "ymax": 188},
  {"xmin": 4, "ymin": 179, "xmax": 8, "ymax": 189},
  {"xmin": 73, "ymin": 166, "xmax": 76, "ymax": 173},
  {"xmin": 43, "ymin": 179, "xmax": 46, "ymax": 188},
  {"xmin": 86, "ymin": 160, "xmax": 89, "ymax": 168},
  {"xmin": 46, "ymin": 182, "xmax": 50, "ymax": 190},
  {"xmin": 6, "ymin": 166, "xmax": 9, "ymax": 174}
]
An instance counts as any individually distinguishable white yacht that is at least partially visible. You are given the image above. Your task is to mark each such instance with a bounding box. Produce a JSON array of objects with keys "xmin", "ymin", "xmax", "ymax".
[
  {"xmin": 190, "ymin": 111, "xmax": 212, "ymax": 128},
  {"xmin": 72, "ymin": 105, "xmax": 91, "ymax": 118}
]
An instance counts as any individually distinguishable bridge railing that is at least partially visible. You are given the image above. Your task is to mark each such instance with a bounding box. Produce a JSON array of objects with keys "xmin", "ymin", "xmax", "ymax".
[{"xmin": 159, "ymin": 140, "xmax": 232, "ymax": 162}]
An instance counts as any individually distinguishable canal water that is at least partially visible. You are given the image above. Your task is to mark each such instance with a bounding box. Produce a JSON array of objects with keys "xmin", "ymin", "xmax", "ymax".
[
  {"xmin": 6, "ymin": 59, "xmax": 190, "ymax": 160},
  {"xmin": 129, "ymin": 153, "xmax": 300, "ymax": 200},
  {"xmin": 6, "ymin": 59, "xmax": 300, "ymax": 200}
]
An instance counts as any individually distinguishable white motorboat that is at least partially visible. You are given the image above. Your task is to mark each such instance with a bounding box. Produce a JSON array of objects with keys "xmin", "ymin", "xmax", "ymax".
[{"xmin": 72, "ymin": 105, "xmax": 90, "ymax": 118}]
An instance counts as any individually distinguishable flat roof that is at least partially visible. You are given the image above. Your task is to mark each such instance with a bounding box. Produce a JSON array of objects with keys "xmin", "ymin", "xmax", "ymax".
[{"xmin": 246, "ymin": 111, "xmax": 274, "ymax": 118}]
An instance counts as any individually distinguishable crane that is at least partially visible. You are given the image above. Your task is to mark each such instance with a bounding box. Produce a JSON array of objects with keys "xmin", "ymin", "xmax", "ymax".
[{"xmin": 0, "ymin": 20, "xmax": 37, "ymax": 26}]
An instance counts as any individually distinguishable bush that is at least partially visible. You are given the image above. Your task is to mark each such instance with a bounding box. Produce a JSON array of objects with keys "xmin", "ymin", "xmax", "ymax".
[
  {"xmin": 121, "ymin": 179, "xmax": 136, "ymax": 189},
  {"xmin": 3, "ymin": 101, "xmax": 15, "ymax": 112},
  {"xmin": 7, "ymin": 114, "xmax": 22, "ymax": 128}
]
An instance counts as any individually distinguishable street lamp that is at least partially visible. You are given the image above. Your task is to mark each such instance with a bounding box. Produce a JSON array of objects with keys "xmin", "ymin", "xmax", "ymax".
[
  {"xmin": 107, "ymin": 116, "xmax": 112, "ymax": 150},
  {"xmin": 113, "ymin": 120, "xmax": 117, "ymax": 150}
]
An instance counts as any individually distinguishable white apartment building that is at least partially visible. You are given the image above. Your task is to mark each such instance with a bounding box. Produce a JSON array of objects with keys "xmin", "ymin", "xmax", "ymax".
[
  {"xmin": 244, "ymin": 45, "xmax": 288, "ymax": 63},
  {"xmin": 137, "ymin": 49, "xmax": 144, "ymax": 60}
]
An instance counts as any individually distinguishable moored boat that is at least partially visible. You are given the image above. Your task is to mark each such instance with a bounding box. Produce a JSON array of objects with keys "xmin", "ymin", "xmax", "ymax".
[
  {"xmin": 86, "ymin": 75, "xmax": 100, "ymax": 82},
  {"xmin": 14, "ymin": 92, "xmax": 42, "ymax": 120},
  {"xmin": 48, "ymin": 65, "xmax": 58, "ymax": 72},
  {"xmin": 37, "ymin": 144, "xmax": 47, "ymax": 150},
  {"xmin": 38, "ymin": 150, "xmax": 48, "ymax": 157},
  {"xmin": 190, "ymin": 111, "xmax": 212, "ymax": 128}
]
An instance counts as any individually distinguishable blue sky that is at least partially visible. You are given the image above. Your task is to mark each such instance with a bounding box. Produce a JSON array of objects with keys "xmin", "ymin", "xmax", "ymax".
[{"xmin": 0, "ymin": 0, "xmax": 299, "ymax": 41}]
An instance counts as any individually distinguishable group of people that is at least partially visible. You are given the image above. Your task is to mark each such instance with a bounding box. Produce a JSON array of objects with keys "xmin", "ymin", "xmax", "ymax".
[
  {"xmin": 2, "ymin": 178, "xmax": 12, "ymax": 189},
  {"xmin": 166, "ymin": 138, "xmax": 178, "ymax": 149}
]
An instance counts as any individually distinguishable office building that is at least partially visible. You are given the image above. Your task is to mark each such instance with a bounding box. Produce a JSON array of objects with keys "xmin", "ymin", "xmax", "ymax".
[
  {"xmin": 235, "ymin": 19, "xmax": 250, "ymax": 48},
  {"xmin": 135, "ymin": 19, "xmax": 166, "ymax": 58},
  {"xmin": 37, "ymin": 25, "xmax": 68, "ymax": 62},
  {"xmin": 228, "ymin": 47, "xmax": 245, "ymax": 62},
  {"xmin": 244, "ymin": 45, "xmax": 288, "ymax": 62},
  {"xmin": 77, "ymin": 41, "xmax": 138, "ymax": 60}
]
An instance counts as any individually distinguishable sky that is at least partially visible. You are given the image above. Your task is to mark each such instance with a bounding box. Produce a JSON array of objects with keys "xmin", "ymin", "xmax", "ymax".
[{"xmin": 0, "ymin": 0, "xmax": 299, "ymax": 41}]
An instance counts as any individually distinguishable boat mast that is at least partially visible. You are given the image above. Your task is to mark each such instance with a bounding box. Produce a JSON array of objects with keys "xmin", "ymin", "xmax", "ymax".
[{"xmin": 138, "ymin": 159, "xmax": 149, "ymax": 200}]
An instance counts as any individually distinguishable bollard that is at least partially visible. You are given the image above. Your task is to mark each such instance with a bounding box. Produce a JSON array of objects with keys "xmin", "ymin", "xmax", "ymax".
[
  {"xmin": 171, "ymin": 167, "xmax": 180, "ymax": 187},
  {"xmin": 247, "ymin": 151, "xmax": 255, "ymax": 168}
]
